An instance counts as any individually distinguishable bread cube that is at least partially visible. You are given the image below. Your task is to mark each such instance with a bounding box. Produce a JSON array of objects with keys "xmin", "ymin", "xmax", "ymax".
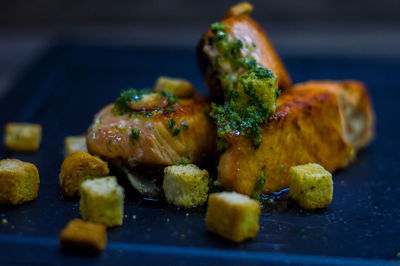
[
  {"xmin": 4, "ymin": 123, "xmax": 42, "ymax": 152},
  {"xmin": 205, "ymin": 192, "xmax": 260, "ymax": 243},
  {"xmin": 154, "ymin": 76, "xmax": 194, "ymax": 98},
  {"xmin": 80, "ymin": 176, "xmax": 124, "ymax": 227},
  {"xmin": 163, "ymin": 164, "xmax": 209, "ymax": 207},
  {"xmin": 59, "ymin": 151, "xmax": 109, "ymax": 197},
  {"xmin": 59, "ymin": 218, "xmax": 107, "ymax": 253},
  {"xmin": 289, "ymin": 163, "xmax": 333, "ymax": 209},
  {"xmin": 64, "ymin": 136, "xmax": 87, "ymax": 157},
  {"xmin": 0, "ymin": 159, "xmax": 39, "ymax": 205}
]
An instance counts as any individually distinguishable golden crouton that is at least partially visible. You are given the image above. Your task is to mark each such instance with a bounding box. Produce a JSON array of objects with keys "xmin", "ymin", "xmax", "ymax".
[
  {"xmin": 80, "ymin": 176, "xmax": 124, "ymax": 227},
  {"xmin": 4, "ymin": 123, "xmax": 42, "ymax": 152},
  {"xmin": 0, "ymin": 159, "xmax": 39, "ymax": 205},
  {"xmin": 154, "ymin": 76, "xmax": 194, "ymax": 98},
  {"xmin": 206, "ymin": 192, "xmax": 260, "ymax": 243},
  {"xmin": 64, "ymin": 136, "xmax": 88, "ymax": 157},
  {"xmin": 163, "ymin": 164, "xmax": 209, "ymax": 207},
  {"xmin": 59, "ymin": 218, "xmax": 107, "ymax": 253},
  {"xmin": 289, "ymin": 163, "xmax": 333, "ymax": 209},
  {"xmin": 59, "ymin": 151, "xmax": 109, "ymax": 197}
]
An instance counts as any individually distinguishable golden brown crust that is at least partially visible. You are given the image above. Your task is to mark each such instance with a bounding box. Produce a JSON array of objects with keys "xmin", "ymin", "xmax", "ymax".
[
  {"xmin": 217, "ymin": 80, "xmax": 374, "ymax": 195},
  {"xmin": 0, "ymin": 159, "xmax": 39, "ymax": 205},
  {"xmin": 59, "ymin": 151, "xmax": 109, "ymax": 197},
  {"xmin": 59, "ymin": 218, "xmax": 107, "ymax": 253}
]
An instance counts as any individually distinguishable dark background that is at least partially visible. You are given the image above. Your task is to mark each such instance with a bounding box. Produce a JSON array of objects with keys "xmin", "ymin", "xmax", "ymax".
[{"xmin": 0, "ymin": 0, "xmax": 399, "ymax": 97}]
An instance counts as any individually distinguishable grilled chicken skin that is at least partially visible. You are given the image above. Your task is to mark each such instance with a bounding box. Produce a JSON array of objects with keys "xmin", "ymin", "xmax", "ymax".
[
  {"xmin": 197, "ymin": 8, "xmax": 291, "ymax": 99},
  {"xmin": 217, "ymin": 80, "xmax": 375, "ymax": 195},
  {"xmin": 87, "ymin": 95, "xmax": 215, "ymax": 168}
]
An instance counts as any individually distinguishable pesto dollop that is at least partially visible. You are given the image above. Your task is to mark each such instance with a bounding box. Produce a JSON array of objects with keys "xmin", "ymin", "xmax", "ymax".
[
  {"xmin": 112, "ymin": 88, "xmax": 178, "ymax": 116},
  {"xmin": 113, "ymin": 88, "xmax": 153, "ymax": 115},
  {"xmin": 208, "ymin": 22, "xmax": 280, "ymax": 149}
]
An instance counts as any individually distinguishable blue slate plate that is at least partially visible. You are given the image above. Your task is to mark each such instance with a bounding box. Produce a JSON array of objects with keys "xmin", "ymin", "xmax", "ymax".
[{"xmin": 0, "ymin": 43, "xmax": 399, "ymax": 265}]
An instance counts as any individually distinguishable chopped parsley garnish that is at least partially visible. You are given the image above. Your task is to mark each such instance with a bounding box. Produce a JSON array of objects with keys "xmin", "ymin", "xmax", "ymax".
[
  {"xmin": 252, "ymin": 171, "xmax": 266, "ymax": 200},
  {"xmin": 169, "ymin": 118, "xmax": 175, "ymax": 129},
  {"xmin": 130, "ymin": 128, "xmax": 141, "ymax": 145},
  {"xmin": 113, "ymin": 89, "xmax": 141, "ymax": 115},
  {"xmin": 113, "ymin": 88, "xmax": 153, "ymax": 115},
  {"xmin": 112, "ymin": 88, "xmax": 179, "ymax": 116},
  {"xmin": 181, "ymin": 120, "xmax": 189, "ymax": 130},
  {"xmin": 169, "ymin": 118, "xmax": 182, "ymax": 136},
  {"xmin": 208, "ymin": 22, "xmax": 280, "ymax": 150},
  {"xmin": 175, "ymin": 156, "xmax": 191, "ymax": 165},
  {"xmin": 163, "ymin": 107, "xmax": 175, "ymax": 114},
  {"xmin": 172, "ymin": 127, "xmax": 181, "ymax": 136},
  {"xmin": 161, "ymin": 91, "xmax": 179, "ymax": 105}
]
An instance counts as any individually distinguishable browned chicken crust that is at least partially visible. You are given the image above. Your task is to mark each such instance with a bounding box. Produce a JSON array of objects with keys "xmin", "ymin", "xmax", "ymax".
[
  {"xmin": 217, "ymin": 80, "xmax": 375, "ymax": 195},
  {"xmin": 198, "ymin": 13, "xmax": 292, "ymax": 98},
  {"xmin": 86, "ymin": 95, "xmax": 215, "ymax": 168}
]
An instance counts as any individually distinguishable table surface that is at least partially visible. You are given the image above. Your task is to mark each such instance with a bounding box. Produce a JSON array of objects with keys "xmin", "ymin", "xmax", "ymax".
[{"xmin": 0, "ymin": 42, "xmax": 399, "ymax": 265}]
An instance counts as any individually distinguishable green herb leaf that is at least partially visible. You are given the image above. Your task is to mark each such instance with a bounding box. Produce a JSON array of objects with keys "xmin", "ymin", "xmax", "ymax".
[
  {"xmin": 252, "ymin": 171, "xmax": 266, "ymax": 200},
  {"xmin": 181, "ymin": 120, "xmax": 189, "ymax": 130},
  {"xmin": 113, "ymin": 88, "xmax": 153, "ymax": 115},
  {"xmin": 172, "ymin": 127, "xmax": 181, "ymax": 136},
  {"xmin": 175, "ymin": 156, "xmax": 191, "ymax": 165},
  {"xmin": 161, "ymin": 91, "xmax": 179, "ymax": 105},
  {"xmin": 130, "ymin": 128, "xmax": 141, "ymax": 145},
  {"xmin": 169, "ymin": 118, "xmax": 175, "ymax": 129}
]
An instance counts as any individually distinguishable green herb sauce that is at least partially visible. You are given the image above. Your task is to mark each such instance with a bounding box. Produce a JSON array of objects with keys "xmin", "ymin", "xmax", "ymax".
[
  {"xmin": 181, "ymin": 120, "xmax": 189, "ymax": 130},
  {"xmin": 130, "ymin": 128, "xmax": 141, "ymax": 145},
  {"xmin": 113, "ymin": 88, "xmax": 154, "ymax": 115},
  {"xmin": 169, "ymin": 118, "xmax": 181, "ymax": 136},
  {"xmin": 208, "ymin": 22, "xmax": 280, "ymax": 149},
  {"xmin": 112, "ymin": 89, "xmax": 178, "ymax": 116},
  {"xmin": 175, "ymin": 156, "xmax": 191, "ymax": 165},
  {"xmin": 160, "ymin": 91, "xmax": 179, "ymax": 105},
  {"xmin": 252, "ymin": 171, "xmax": 266, "ymax": 200}
]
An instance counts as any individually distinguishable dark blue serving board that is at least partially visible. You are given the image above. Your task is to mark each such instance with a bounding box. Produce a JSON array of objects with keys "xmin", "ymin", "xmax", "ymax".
[{"xmin": 0, "ymin": 43, "xmax": 399, "ymax": 265}]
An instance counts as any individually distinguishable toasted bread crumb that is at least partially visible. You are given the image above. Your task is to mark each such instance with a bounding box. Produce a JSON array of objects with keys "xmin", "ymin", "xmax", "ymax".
[{"xmin": 59, "ymin": 151, "xmax": 109, "ymax": 197}]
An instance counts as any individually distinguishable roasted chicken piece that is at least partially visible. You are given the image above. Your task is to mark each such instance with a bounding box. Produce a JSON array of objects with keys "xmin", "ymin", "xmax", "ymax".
[
  {"xmin": 87, "ymin": 95, "xmax": 214, "ymax": 167},
  {"xmin": 217, "ymin": 80, "xmax": 375, "ymax": 195},
  {"xmin": 197, "ymin": 2, "xmax": 291, "ymax": 100},
  {"xmin": 86, "ymin": 86, "xmax": 215, "ymax": 195}
]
